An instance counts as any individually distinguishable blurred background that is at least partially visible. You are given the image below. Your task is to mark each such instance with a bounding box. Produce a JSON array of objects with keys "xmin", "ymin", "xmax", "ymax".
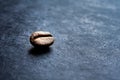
[{"xmin": 0, "ymin": 0, "xmax": 120, "ymax": 80}]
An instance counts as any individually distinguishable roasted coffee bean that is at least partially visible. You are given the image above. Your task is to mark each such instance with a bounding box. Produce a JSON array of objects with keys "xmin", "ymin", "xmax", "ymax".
[{"xmin": 30, "ymin": 31, "xmax": 54, "ymax": 47}]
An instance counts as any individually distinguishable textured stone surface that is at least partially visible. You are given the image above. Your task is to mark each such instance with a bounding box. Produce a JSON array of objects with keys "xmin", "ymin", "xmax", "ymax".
[{"xmin": 0, "ymin": 0, "xmax": 120, "ymax": 80}]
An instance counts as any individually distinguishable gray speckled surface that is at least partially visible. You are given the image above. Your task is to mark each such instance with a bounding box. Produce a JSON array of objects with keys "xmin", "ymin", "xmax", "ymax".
[{"xmin": 0, "ymin": 0, "xmax": 120, "ymax": 80}]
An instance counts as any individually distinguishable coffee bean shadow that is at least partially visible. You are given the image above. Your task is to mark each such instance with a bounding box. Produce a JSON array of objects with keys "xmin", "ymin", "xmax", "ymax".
[{"xmin": 29, "ymin": 47, "xmax": 52, "ymax": 56}]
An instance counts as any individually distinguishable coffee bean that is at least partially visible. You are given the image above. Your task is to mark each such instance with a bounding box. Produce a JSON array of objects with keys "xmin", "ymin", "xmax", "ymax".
[{"xmin": 30, "ymin": 31, "xmax": 54, "ymax": 47}]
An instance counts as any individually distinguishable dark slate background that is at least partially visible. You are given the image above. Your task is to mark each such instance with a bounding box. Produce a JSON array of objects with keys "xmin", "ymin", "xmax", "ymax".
[{"xmin": 0, "ymin": 0, "xmax": 120, "ymax": 80}]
